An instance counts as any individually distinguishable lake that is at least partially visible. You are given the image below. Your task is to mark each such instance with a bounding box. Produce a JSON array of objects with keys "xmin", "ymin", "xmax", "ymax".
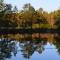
[{"xmin": 0, "ymin": 33, "xmax": 60, "ymax": 60}]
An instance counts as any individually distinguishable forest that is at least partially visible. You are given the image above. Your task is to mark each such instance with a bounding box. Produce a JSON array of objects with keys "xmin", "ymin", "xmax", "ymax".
[{"xmin": 0, "ymin": 0, "xmax": 60, "ymax": 30}]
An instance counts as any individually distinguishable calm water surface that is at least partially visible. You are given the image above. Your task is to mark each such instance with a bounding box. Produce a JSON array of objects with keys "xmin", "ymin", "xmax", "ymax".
[{"xmin": 0, "ymin": 33, "xmax": 60, "ymax": 60}]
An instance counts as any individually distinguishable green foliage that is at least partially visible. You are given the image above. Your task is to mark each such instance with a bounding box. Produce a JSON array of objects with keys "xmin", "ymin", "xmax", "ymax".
[
  {"xmin": 54, "ymin": 10, "xmax": 60, "ymax": 29},
  {"xmin": 18, "ymin": 4, "xmax": 48, "ymax": 29},
  {"xmin": 1, "ymin": 2, "xmax": 60, "ymax": 29}
]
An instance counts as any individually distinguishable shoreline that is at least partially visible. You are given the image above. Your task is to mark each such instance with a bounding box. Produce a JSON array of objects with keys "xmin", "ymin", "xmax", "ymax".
[{"xmin": 0, "ymin": 28, "xmax": 59, "ymax": 34}]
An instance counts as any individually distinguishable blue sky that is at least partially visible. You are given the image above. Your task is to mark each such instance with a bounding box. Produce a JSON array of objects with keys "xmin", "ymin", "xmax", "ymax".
[{"xmin": 4, "ymin": 0, "xmax": 60, "ymax": 12}]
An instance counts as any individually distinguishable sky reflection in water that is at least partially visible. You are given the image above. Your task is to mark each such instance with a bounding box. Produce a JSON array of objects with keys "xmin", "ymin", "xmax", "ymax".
[{"xmin": 0, "ymin": 34, "xmax": 60, "ymax": 60}]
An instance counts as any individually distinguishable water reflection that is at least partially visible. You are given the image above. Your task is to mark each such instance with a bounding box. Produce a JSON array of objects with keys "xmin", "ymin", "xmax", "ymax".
[
  {"xmin": 0, "ymin": 38, "xmax": 17, "ymax": 60},
  {"xmin": 19, "ymin": 39, "xmax": 47, "ymax": 59},
  {"xmin": 53, "ymin": 35, "xmax": 60, "ymax": 54},
  {"xmin": 0, "ymin": 33, "xmax": 60, "ymax": 60}
]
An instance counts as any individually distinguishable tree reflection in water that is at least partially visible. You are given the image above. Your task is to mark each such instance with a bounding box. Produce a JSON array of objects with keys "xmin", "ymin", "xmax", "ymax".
[
  {"xmin": 0, "ymin": 38, "xmax": 17, "ymax": 60},
  {"xmin": 19, "ymin": 38, "xmax": 47, "ymax": 59},
  {"xmin": 0, "ymin": 34, "xmax": 48, "ymax": 60},
  {"xmin": 53, "ymin": 35, "xmax": 60, "ymax": 54},
  {"xmin": 0, "ymin": 33, "xmax": 60, "ymax": 60}
]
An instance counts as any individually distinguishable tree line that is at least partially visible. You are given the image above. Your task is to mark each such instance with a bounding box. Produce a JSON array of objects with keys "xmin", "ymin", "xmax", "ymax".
[{"xmin": 0, "ymin": 0, "xmax": 60, "ymax": 30}]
